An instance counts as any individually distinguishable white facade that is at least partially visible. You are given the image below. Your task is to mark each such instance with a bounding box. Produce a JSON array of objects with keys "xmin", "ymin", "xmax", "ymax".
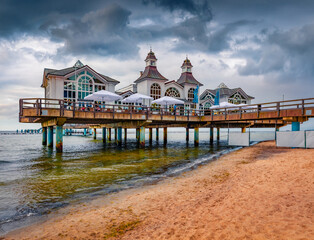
[
  {"xmin": 120, "ymin": 50, "xmax": 203, "ymax": 109},
  {"xmin": 42, "ymin": 61, "xmax": 120, "ymax": 103}
]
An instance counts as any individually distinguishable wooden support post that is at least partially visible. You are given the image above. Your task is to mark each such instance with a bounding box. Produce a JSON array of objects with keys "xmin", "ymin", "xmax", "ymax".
[
  {"xmin": 117, "ymin": 127, "xmax": 122, "ymax": 145},
  {"xmin": 56, "ymin": 125, "xmax": 63, "ymax": 153},
  {"xmin": 93, "ymin": 128, "xmax": 97, "ymax": 139},
  {"xmin": 241, "ymin": 127, "xmax": 246, "ymax": 133},
  {"xmin": 194, "ymin": 127, "xmax": 199, "ymax": 146},
  {"xmin": 136, "ymin": 128, "xmax": 140, "ymax": 142},
  {"xmin": 156, "ymin": 128, "xmax": 159, "ymax": 141},
  {"xmin": 47, "ymin": 126, "xmax": 53, "ymax": 148},
  {"xmin": 114, "ymin": 128, "xmax": 117, "ymax": 141},
  {"xmin": 84, "ymin": 128, "xmax": 87, "ymax": 136},
  {"xmin": 42, "ymin": 127, "xmax": 47, "ymax": 145},
  {"xmin": 149, "ymin": 128, "xmax": 153, "ymax": 144},
  {"xmin": 210, "ymin": 127, "xmax": 214, "ymax": 145},
  {"xmin": 186, "ymin": 127, "xmax": 189, "ymax": 142},
  {"xmin": 108, "ymin": 128, "xmax": 112, "ymax": 141},
  {"xmin": 124, "ymin": 128, "xmax": 127, "ymax": 143},
  {"xmin": 163, "ymin": 127, "xmax": 167, "ymax": 145},
  {"xmin": 102, "ymin": 127, "xmax": 106, "ymax": 143},
  {"xmin": 217, "ymin": 128, "xmax": 220, "ymax": 142},
  {"xmin": 291, "ymin": 122, "xmax": 300, "ymax": 131},
  {"xmin": 139, "ymin": 127, "xmax": 145, "ymax": 147}
]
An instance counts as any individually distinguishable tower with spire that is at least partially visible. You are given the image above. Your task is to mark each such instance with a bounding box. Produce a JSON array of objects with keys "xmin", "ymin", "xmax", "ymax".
[{"xmin": 135, "ymin": 49, "xmax": 167, "ymax": 84}]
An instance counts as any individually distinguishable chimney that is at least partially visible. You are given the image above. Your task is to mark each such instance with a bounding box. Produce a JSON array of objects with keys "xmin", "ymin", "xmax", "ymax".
[{"xmin": 140, "ymin": 71, "xmax": 143, "ymax": 76}]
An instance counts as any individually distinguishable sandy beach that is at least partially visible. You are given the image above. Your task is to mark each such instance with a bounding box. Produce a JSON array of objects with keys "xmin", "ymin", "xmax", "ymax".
[{"xmin": 4, "ymin": 141, "xmax": 314, "ymax": 240}]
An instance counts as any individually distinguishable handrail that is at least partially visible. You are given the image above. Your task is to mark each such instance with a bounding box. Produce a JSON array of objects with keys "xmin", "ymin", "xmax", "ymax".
[{"xmin": 19, "ymin": 97, "xmax": 314, "ymax": 118}]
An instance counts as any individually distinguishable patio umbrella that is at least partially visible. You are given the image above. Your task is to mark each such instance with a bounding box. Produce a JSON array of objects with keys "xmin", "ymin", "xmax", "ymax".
[
  {"xmin": 84, "ymin": 90, "xmax": 122, "ymax": 102},
  {"xmin": 121, "ymin": 93, "xmax": 153, "ymax": 104},
  {"xmin": 210, "ymin": 101, "xmax": 236, "ymax": 110},
  {"xmin": 152, "ymin": 96, "xmax": 184, "ymax": 106}
]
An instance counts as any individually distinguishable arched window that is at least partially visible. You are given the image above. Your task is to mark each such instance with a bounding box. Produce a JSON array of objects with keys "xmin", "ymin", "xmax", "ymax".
[
  {"xmin": 150, "ymin": 83, "xmax": 161, "ymax": 100},
  {"xmin": 188, "ymin": 88, "xmax": 195, "ymax": 101},
  {"xmin": 165, "ymin": 87, "xmax": 180, "ymax": 98},
  {"xmin": 78, "ymin": 75, "xmax": 94, "ymax": 100},
  {"xmin": 229, "ymin": 93, "xmax": 243, "ymax": 104},
  {"xmin": 204, "ymin": 102, "xmax": 211, "ymax": 110}
]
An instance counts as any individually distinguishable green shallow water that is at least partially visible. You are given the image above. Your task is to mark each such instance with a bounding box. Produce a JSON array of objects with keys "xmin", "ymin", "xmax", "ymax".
[{"xmin": 0, "ymin": 129, "xmax": 274, "ymax": 233}]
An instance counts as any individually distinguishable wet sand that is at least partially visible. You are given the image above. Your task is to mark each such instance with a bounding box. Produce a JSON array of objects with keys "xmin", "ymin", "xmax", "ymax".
[{"xmin": 4, "ymin": 141, "xmax": 314, "ymax": 240}]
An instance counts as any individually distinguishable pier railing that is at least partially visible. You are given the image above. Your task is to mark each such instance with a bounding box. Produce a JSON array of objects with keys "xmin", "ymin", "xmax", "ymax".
[{"xmin": 19, "ymin": 97, "xmax": 314, "ymax": 121}]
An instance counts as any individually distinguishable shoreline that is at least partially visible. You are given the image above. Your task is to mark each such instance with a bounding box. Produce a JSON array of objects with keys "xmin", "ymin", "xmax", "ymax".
[{"xmin": 4, "ymin": 141, "xmax": 314, "ymax": 239}]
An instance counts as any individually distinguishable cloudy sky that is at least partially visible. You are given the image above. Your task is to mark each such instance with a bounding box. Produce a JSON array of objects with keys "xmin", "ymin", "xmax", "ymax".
[{"xmin": 1, "ymin": 0, "xmax": 314, "ymax": 130}]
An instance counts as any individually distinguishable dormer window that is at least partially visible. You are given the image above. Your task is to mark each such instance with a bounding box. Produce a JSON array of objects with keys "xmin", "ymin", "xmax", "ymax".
[
  {"xmin": 151, "ymin": 61, "xmax": 155, "ymax": 66},
  {"xmin": 187, "ymin": 67, "xmax": 191, "ymax": 72}
]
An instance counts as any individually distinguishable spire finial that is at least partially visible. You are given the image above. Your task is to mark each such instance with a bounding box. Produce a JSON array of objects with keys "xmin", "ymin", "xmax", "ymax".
[
  {"xmin": 150, "ymin": 45, "xmax": 152, "ymax": 52},
  {"xmin": 186, "ymin": 54, "xmax": 188, "ymax": 60}
]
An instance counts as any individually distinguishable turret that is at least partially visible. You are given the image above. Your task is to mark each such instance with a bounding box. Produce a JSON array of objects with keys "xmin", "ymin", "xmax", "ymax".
[
  {"xmin": 145, "ymin": 49, "xmax": 157, "ymax": 67},
  {"xmin": 181, "ymin": 57, "xmax": 193, "ymax": 73}
]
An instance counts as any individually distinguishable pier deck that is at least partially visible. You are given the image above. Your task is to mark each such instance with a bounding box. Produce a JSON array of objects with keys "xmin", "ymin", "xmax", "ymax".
[{"xmin": 19, "ymin": 97, "xmax": 314, "ymax": 152}]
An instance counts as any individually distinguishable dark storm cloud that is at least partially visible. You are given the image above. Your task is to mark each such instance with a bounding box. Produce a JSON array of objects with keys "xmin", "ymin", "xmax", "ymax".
[
  {"xmin": 237, "ymin": 24, "xmax": 314, "ymax": 83},
  {"xmin": 49, "ymin": 4, "xmax": 138, "ymax": 56},
  {"xmin": 0, "ymin": 0, "xmax": 103, "ymax": 37},
  {"xmin": 143, "ymin": 0, "xmax": 212, "ymax": 21}
]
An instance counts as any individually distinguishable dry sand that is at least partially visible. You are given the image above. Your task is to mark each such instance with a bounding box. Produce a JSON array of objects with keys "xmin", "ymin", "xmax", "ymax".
[{"xmin": 4, "ymin": 141, "xmax": 314, "ymax": 240}]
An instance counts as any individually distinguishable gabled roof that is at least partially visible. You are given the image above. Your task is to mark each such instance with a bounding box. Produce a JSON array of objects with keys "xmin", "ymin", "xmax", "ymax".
[
  {"xmin": 165, "ymin": 80, "xmax": 184, "ymax": 89},
  {"xmin": 117, "ymin": 90, "xmax": 134, "ymax": 97},
  {"xmin": 134, "ymin": 66, "xmax": 167, "ymax": 83},
  {"xmin": 203, "ymin": 87, "xmax": 254, "ymax": 99},
  {"xmin": 45, "ymin": 64, "xmax": 120, "ymax": 84},
  {"xmin": 45, "ymin": 66, "xmax": 80, "ymax": 77},
  {"xmin": 200, "ymin": 89, "xmax": 216, "ymax": 100},
  {"xmin": 200, "ymin": 98, "xmax": 215, "ymax": 105},
  {"xmin": 177, "ymin": 72, "xmax": 203, "ymax": 86}
]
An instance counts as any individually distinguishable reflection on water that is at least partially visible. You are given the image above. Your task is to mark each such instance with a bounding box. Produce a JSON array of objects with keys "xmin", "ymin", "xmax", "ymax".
[{"xmin": 0, "ymin": 129, "xmax": 274, "ymax": 233}]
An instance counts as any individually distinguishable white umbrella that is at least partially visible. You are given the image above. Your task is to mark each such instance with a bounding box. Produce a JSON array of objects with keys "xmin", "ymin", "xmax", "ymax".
[
  {"xmin": 152, "ymin": 96, "xmax": 184, "ymax": 105},
  {"xmin": 210, "ymin": 101, "xmax": 236, "ymax": 110},
  {"xmin": 121, "ymin": 93, "xmax": 153, "ymax": 104},
  {"xmin": 84, "ymin": 90, "xmax": 122, "ymax": 102}
]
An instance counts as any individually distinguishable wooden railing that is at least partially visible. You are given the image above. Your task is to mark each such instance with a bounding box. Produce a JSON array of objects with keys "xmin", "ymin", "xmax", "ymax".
[{"xmin": 19, "ymin": 97, "xmax": 314, "ymax": 120}]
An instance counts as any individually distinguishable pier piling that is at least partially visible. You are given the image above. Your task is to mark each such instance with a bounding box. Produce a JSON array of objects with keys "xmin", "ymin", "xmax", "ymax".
[
  {"xmin": 139, "ymin": 127, "xmax": 145, "ymax": 147},
  {"xmin": 163, "ymin": 127, "xmax": 167, "ymax": 145},
  {"xmin": 42, "ymin": 127, "xmax": 47, "ymax": 145},
  {"xmin": 56, "ymin": 125, "xmax": 63, "ymax": 153},
  {"xmin": 108, "ymin": 128, "xmax": 112, "ymax": 141},
  {"xmin": 194, "ymin": 127, "xmax": 199, "ymax": 146},
  {"xmin": 47, "ymin": 126, "xmax": 53, "ymax": 148},
  {"xmin": 124, "ymin": 128, "xmax": 127, "ymax": 143},
  {"xmin": 217, "ymin": 128, "xmax": 220, "ymax": 142},
  {"xmin": 114, "ymin": 128, "xmax": 117, "ymax": 141},
  {"xmin": 102, "ymin": 127, "xmax": 106, "ymax": 143},
  {"xmin": 136, "ymin": 128, "xmax": 140, "ymax": 143},
  {"xmin": 156, "ymin": 128, "xmax": 159, "ymax": 141},
  {"xmin": 117, "ymin": 127, "xmax": 122, "ymax": 146},
  {"xmin": 186, "ymin": 127, "xmax": 189, "ymax": 142},
  {"xmin": 149, "ymin": 128, "xmax": 153, "ymax": 144},
  {"xmin": 241, "ymin": 127, "xmax": 246, "ymax": 133},
  {"xmin": 93, "ymin": 128, "xmax": 97, "ymax": 139},
  {"xmin": 292, "ymin": 122, "xmax": 300, "ymax": 131},
  {"xmin": 210, "ymin": 127, "xmax": 214, "ymax": 145}
]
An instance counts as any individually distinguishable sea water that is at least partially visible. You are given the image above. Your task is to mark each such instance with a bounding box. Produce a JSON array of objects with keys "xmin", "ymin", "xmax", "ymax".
[{"xmin": 0, "ymin": 129, "xmax": 275, "ymax": 234}]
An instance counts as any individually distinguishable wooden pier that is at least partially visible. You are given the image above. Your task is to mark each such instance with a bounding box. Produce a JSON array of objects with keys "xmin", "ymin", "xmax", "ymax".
[{"xmin": 19, "ymin": 98, "xmax": 314, "ymax": 152}]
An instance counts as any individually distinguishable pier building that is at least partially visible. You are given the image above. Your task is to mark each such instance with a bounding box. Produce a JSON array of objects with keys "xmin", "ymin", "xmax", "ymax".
[
  {"xmin": 200, "ymin": 83, "xmax": 255, "ymax": 110},
  {"xmin": 18, "ymin": 50, "xmax": 314, "ymax": 152},
  {"xmin": 117, "ymin": 50, "xmax": 204, "ymax": 110},
  {"xmin": 41, "ymin": 60, "xmax": 120, "ymax": 102},
  {"xmin": 117, "ymin": 50, "xmax": 254, "ymax": 111}
]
